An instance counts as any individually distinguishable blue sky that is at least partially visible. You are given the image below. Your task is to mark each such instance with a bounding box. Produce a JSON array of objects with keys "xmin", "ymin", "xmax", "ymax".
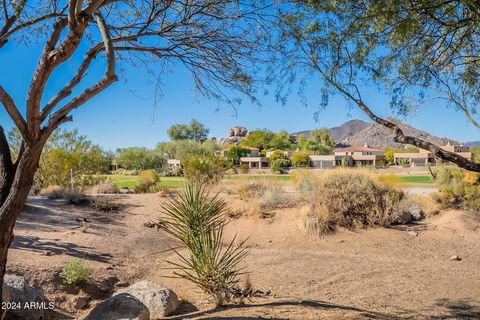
[{"xmin": 1, "ymin": 39, "xmax": 478, "ymax": 151}]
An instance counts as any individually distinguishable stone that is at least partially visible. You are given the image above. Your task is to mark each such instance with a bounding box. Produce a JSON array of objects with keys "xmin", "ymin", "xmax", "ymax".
[
  {"xmin": 74, "ymin": 297, "xmax": 88, "ymax": 309},
  {"xmin": 116, "ymin": 281, "xmax": 178, "ymax": 318},
  {"xmin": 450, "ymin": 255, "xmax": 462, "ymax": 261},
  {"xmin": 84, "ymin": 293, "xmax": 149, "ymax": 320},
  {"xmin": 407, "ymin": 231, "xmax": 418, "ymax": 236},
  {"xmin": 2, "ymin": 274, "xmax": 46, "ymax": 320}
]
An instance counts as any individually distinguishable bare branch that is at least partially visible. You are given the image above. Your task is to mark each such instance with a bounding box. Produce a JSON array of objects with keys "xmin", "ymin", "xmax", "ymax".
[{"xmin": 0, "ymin": 85, "xmax": 27, "ymax": 138}]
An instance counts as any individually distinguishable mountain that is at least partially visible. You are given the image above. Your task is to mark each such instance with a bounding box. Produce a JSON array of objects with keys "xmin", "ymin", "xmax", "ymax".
[
  {"xmin": 294, "ymin": 119, "xmax": 370, "ymax": 141},
  {"xmin": 466, "ymin": 141, "xmax": 480, "ymax": 147},
  {"xmin": 295, "ymin": 119, "xmax": 458, "ymax": 148}
]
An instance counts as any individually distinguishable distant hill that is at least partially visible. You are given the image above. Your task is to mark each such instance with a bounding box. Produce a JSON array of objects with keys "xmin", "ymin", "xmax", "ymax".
[
  {"xmin": 466, "ymin": 141, "xmax": 480, "ymax": 147},
  {"xmin": 295, "ymin": 119, "xmax": 459, "ymax": 148}
]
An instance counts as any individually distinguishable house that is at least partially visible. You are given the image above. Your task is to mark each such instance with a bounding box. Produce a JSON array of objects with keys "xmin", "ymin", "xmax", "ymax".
[
  {"xmin": 167, "ymin": 159, "xmax": 181, "ymax": 168},
  {"xmin": 334, "ymin": 144, "xmax": 385, "ymax": 167},
  {"xmin": 393, "ymin": 143, "xmax": 473, "ymax": 167}
]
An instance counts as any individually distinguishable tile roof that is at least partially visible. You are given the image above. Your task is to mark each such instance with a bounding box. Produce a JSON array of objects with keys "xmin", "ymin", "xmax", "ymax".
[{"xmin": 335, "ymin": 146, "xmax": 383, "ymax": 152}]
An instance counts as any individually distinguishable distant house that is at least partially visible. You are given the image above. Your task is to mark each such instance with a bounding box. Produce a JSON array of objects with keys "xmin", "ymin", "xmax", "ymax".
[
  {"xmin": 333, "ymin": 144, "xmax": 385, "ymax": 167},
  {"xmin": 393, "ymin": 143, "xmax": 473, "ymax": 167},
  {"xmin": 167, "ymin": 159, "xmax": 181, "ymax": 168}
]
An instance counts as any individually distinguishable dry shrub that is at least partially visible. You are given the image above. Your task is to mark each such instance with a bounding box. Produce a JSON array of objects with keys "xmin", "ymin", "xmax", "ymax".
[
  {"xmin": 290, "ymin": 169, "xmax": 315, "ymax": 194},
  {"xmin": 40, "ymin": 186, "xmax": 87, "ymax": 204},
  {"xmin": 300, "ymin": 169, "xmax": 407, "ymax": 235},
  {"xmin": 91, "ymin": 196, "xmax": 122, "ymax": 212},
  {"xmin": 226, "ymin": 179, "xmax": 295, "ymax": 217},
  {"xmin": 89, "ymin": 181, "xmax": 119, "ymax": 194},
  {"xmin": 410, "ymin": 195, "xmax": 440, "ymax": 217},
  {"xmin": 40, "ymin": 185, "xmax": 65, "ymax": 199}
]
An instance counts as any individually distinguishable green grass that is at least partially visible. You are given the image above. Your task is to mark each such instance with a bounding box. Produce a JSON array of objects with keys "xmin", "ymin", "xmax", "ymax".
[
  {"xmin": 106, "ymin": 173, "xmax": 432, "ymax": 189},
  {"xmin": 397, "ymin": 175, "xmax": 433, "ymax": 185}
]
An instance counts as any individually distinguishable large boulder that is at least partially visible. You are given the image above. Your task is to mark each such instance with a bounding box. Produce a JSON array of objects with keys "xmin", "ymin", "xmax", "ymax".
[
  {"xmin": 2, "ymin": 274, "xmax": 46, "ymax": 320},
  {"xmin": 116, "ymin": 281, "xmax": 178, "ymax": 319},
  {"xmin": 84, "ymin": 293, "xmax": 149, "ymax": 320}
]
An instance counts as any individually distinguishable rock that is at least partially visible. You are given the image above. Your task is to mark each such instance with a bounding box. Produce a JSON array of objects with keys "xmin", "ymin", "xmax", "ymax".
[
  {"xmin": 119, "ymin": 188, "xmax": 134, "ymax": 194},
  {"xmin": 407, "ymin": 231, "xmax": 418, "ymax": 236},
  {"xmin": 392, "ymin": 199, "xmax": 424, "ymax": 224},
  {"xmin": 116, "ymin": 281, "xmax": 178, "ymax": 318},
  {"xmin": 450, "ymin": 255, "xmax": 462, "ymax": 261},
  {"xmin": 2, "ymin": 274, "xmax": 46, "ymax": 320},
  {"xmin": 74, "ymin": 297, "xmax": 88, "ymax": 309},
  {"xmin": 84, "ymin": 293, "xmax": 149, "ymax": 320},
  {"xmin": 115, "ymin": 281, "xmax": 129, "ymax": 288},
  {"xmin": 220, "ymin": 126, "xmax": 248, "ymax": 145}
]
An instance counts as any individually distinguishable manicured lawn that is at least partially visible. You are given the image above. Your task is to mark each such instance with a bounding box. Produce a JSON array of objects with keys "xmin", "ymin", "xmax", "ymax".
[
  {"xmin": 106, "ymin": 173, "xmax": 433, "ymax": 189},
  {"xmin": 398, "ymin": 175, "xmax": 433, "ymax": 185}
]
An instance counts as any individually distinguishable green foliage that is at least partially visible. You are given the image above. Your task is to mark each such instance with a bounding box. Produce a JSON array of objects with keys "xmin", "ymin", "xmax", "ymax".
[
  {"xmin": 135, "ymin": 170, "xmax": 160, "ymax": 193},
  {"xmin": 471, "ymin": 146, "xmax": 480, "ymax": 163},
  {"xmin": 183, "ymin": 156, "xmax": 228, "ymax": 185},
  {"xmin": 20, "ymin": 129, "xmax": 111, "ymax": 190},
  {"xmin": 432, "ymin": 165, "xmax": 480, "ymax": 210},
  {"xmin": 59, "ymin": 259, "xmax": 92, "ymax": 285},
  {"xmin": 297, "ymin": 129, "xmax": 335, "ymax": 155},
  {"xmin": 226, "ymin": 146, "xmax": 250, "ymax": 165},
  {"xmin": 268, "ymin": 150, "xmax": 288, "ymax": 162},
  {"xmin": 167, "ymin": 119, "xmax": 209, "ymax": 142},
  {"xmin": 291, "ymin": 151, "xmax": 310, "ymax": 167},
  {"xmin": 270, "ymin": 130, "xmax": 292, "ymax": 150},
  {"xmin": 384, "ymin": 149, "xmax": 395, "ymax": 164},
  {"xmin": 157, "ymin": 183, "xmax": 248, "ymax": 306},
  {"xmin": 239, "ymin": 163, "xmax": 250, "ymax": 174},
  {"xmin": 115, "ymin": 147, "xmax": 164, "ymax": 171},
  {"xmin": 240, "ymin": 129, "xmax": 274, "ymax": 150},
  {"xmin": 157, "ymin": 140, "xmax": 220, "ymax": 162},
  {"xmin": 271, "ymin": 158, "xmax": 291, "ymax": 169}
]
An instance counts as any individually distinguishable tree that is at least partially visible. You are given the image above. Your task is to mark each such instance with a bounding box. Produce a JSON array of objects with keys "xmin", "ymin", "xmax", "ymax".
[
  {"xmin": 239, "ymin": 129, "xmax": 274, "ymax": 150},
  {"xmin": 297, "ymin": 129, "xmax": 335, "ymax": 155},
  {"xmin": 278, "ymin": 1, "xmax": 480, "ymax": 172},
  {"xmin": 157, "ymin": 140, "xmax": 220, "ymax": 162},
  {"xmin": 291, "ymin": 151, "xmax": 310, "ymax": 167},
  {"xmin": 0, "ymin": 0, "xmax": 271, "ymax": 307},
  {"xmin": 270, "ymin": 130, "xmax": 292, "ymax": 150},
  {"xmin": 226, "ymin": 146, "xmax": 250, "ymax": 166},
  {"xmin": 384, "ymin": 149, "xmax": 395, "ymax": 165},
  {"xmin": 115, "ymin": 147, "xmax": 164, "ymax": 172},
  {"xmin": 167, "ymin": 119, "xmax": 209, "ymax": 142}
]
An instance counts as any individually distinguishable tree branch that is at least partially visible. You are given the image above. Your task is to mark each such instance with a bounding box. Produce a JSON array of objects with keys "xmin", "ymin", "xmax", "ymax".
[{"xmin": 0, "ymin": 85, "xmax": 27, "ymax": 138}]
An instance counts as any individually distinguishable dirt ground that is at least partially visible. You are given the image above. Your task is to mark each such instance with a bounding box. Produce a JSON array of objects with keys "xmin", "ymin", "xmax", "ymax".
[{"xmin": 6, "ymin": 190, "xmax": 480, "ymax": 320}]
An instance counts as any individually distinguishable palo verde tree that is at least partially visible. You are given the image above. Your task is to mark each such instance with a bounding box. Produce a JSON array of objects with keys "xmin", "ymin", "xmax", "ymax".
[
  {"xmin": 0, "ymin": 0, "xmax": 271, "ymax": 309},
  {"xmin": 277, "ymin": 0, "xmax": 480, "ymax": 172}
]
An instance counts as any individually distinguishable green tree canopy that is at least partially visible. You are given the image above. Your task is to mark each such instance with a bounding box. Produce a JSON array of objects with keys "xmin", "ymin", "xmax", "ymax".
[
  {"xmin": 167, "ymin": 119, "xmax": 209, "ymax": 142},
  {"xmin": 156, "ymin": 140, "xmax": 220, "ymax": 162},
  {"xmin": 239, "ymin": 129, "xmax": 275, "ymax": 150},
  {"xmin": 115, "ymin": 147, "xmax": 164, "ymax": 171}
]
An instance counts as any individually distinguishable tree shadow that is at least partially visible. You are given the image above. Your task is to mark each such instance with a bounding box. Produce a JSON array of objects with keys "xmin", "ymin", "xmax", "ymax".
[
  {"xmin": 167, "ymin": 299, "xmax": 414, "ymax": 320},
  {"xmin": 11, "ymin": 235, "xmax": 112, "ymax": 263},
  {"xmin": 430, "ymin": 299, "xmax": 480, "ymax": 319}
]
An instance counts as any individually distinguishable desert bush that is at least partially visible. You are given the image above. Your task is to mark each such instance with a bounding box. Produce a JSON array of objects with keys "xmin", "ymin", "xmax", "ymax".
[
  {"xmin": 300, "ymin": 170, "xmax": 406, "ymax": 235},
  {"xmin": 135, "ymin": 170, "xmax": 160, "ymax": 193},
  {"xmin": 90, "ymin": 181, "xmax": 119, "ymax": 194},
  {"xmin": 157, "ymin": 183, "xmax": 248, "ymax": 306},
  {"xmin": 182, "ymin": 156, "xmax": 228, "ymax": 185},
  {"xmin": 91, "ymin": 196, "xmax": 122, "ymax": 212},
  {"xmin": 41, "ymin": 186, "xmax": 87, "ymax": 204},
  {"xmin": 239, "ymin": 163, "xmax": 250, "ymax": 174},
  {"xmin": 59, "ymin": 259, "xmax": 92, "ymax": 285},
  {"xmin": 290, "ymin": 169, "xmax": 315, "ymax": 194},
  {"xmin": 291, "ymin": 151, "xmax": 310, "ymax": 167},
  {"xmin": 431, "ymin": 165, "xmax": 480, "ymax": 210}
]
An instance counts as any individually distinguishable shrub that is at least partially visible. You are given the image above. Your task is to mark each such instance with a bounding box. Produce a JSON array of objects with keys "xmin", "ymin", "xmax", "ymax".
[
  {"xmin": 91, "ymin": 196, "xmax": 122, "ymax": 212},
  {"xmin": 41, "ymin": 186, "xmax": 87, "ymax": 204},
  {"xmin": 40, "ymin": 186, "xmax": 65, "ymax": 199},
  {"xmin": 300, "ymin": 170, "xmax": 406, "ymax": 235},
  {"xmin": 157, "ymin": 183, "xmax": 248, "ymax": 306},
  {"xmin": 90, "ymin": 181, "xmax": 119, "ymax": 194},
  {"xmin": 182, "ymin": 156, "xmax": 227, "ymax": 185},
  {"xmin": 291, "ymin": 151, "xmax": 310, "ymax": 167},
  {"xmin": 432, "ymin": 165, "xmax": 480, "ymax": 210},
  {"xmin": 239, "ymin": 163, "xmax": 250, "ymax": 174},
  {"xmin": 59, "ymin": 259, "xmax": 92, "ymax": 285},
  {"xmin": 268, "ymin": 150, "xmax": 288, "ymax": 163},
  {"xmin": 135, "ymin": 170, "xmax": 159, "ymax": 193}
]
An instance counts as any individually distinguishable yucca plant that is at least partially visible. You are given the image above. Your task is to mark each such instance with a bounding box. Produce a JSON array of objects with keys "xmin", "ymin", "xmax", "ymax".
[{"xmin": 157, "ymin": 182, "xmax": 249, "ymax": 307}]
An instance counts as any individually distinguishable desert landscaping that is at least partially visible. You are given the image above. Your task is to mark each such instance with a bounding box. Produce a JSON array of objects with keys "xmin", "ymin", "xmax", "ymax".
[{"xmin": 4, "ymin": 169, "xmax": 480, "ymax": 319}]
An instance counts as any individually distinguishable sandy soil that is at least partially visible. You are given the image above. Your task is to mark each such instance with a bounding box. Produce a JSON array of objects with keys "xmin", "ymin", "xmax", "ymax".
[{"xmin": 6, "ymin": 192, "xmax": 480, "ymax": 320}]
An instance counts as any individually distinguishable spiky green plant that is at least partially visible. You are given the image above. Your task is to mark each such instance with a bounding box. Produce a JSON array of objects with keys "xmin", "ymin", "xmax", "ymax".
[{"xmin": 158, "ymin": 182, "xmax": 249, "ymax": 306}]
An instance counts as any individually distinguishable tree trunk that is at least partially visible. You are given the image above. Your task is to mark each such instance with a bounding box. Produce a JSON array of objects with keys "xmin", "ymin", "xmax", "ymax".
[{"xmin": 0, "ymin": 140, "xmax": 43, "ymax": 319}]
